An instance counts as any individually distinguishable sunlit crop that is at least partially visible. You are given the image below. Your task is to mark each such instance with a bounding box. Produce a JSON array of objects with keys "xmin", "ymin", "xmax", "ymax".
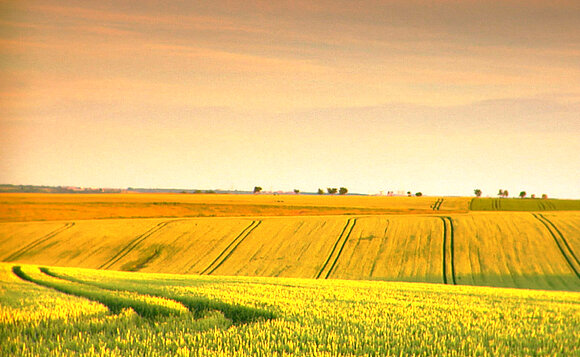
[
  {"xmin": 1, "ymin": 263, "xmax": 578, "ymax": 356},
  {"xmin": 2, "ymin": 211, "xmax": 579, "ymax": 290}
]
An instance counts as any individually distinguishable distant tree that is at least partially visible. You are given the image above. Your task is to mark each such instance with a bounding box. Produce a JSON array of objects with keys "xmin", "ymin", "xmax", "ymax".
[
  {"xmin": 317, "ymin": 188, "xmax": 324, "ymax": 195},
  {"xmin": 415, "ymin": 192, "xmax": 423, "ymax": 197},
  {"xmin": 541, "ymin": 194, "xmax": 548, "ymax": 199},
  {"xmin": 519, "ymin": 191, "xmax": 526, "ymax": 199},
  {"xmin": 407, "ymin": 191, "xmax": 412, "ymax": 197},
  {"xmin": 531, "ymin": 194, "xmax": 536, "ymax": 199},
  {"xmin": 498, "ymin": 189, "xmax": 504, "ymax": 197},
  {"xmin": 294, "ymin": 189, "xmax": 300, "ymax": 194},
  {"xmin": 253, "ymin": 186, "xmax": 262, "ymax": 194},
  {"xmin": 327, "ymin": 187, "xmax": 338, "ymax": 195},
  {"xmin": 502, "ymin": 190, "xmax": 509, "ymax": 198},
  {"xmin": 474, "ymin": 189, "xmax": 482, "ymax": 197},
  {"xmin": 339, "ymin": 187, "xmax": 348, "ymax": 195}
]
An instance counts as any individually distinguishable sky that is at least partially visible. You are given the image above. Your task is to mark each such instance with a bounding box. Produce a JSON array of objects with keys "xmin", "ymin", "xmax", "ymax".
[{"xmin": 1, "ymin": 0, "xmax": 579, "ymax": 197}]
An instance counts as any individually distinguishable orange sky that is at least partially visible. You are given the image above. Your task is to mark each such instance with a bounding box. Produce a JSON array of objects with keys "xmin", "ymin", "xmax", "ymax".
[{"xmin": 1, "ymin": 1, "xmax": 579, "ymax": 197}]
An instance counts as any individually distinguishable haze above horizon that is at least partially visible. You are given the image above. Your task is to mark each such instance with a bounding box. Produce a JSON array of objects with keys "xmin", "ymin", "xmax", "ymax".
[{"xmin": 1, "ymin": 1, "xmax": 579, "ymax": 198}]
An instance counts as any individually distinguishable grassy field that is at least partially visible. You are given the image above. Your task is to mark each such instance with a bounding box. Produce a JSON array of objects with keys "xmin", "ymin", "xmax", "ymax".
[
  {"xmin": 2, "ymin": 263, "xmax": 578, "ymax": 356},
  {"xmin": 470, "ymin": 197, "xmax": 580, "ymax": 211}
]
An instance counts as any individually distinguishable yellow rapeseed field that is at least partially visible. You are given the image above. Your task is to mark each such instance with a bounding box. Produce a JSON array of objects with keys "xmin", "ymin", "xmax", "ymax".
[{"xmin": 1, "ymin": 263, "xmax": 578, "ymax": 356}]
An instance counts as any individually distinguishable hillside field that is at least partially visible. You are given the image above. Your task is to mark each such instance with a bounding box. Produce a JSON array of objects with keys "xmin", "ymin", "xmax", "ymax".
[{"xmin": 1, "ymin": 194, "xmax": 579, "ymax": 291}]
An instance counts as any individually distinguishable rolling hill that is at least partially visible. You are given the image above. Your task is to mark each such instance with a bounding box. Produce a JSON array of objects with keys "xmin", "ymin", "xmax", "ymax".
[{"xmin": 1, "ymin": 193, "xmax": 579, "ymax": 291}]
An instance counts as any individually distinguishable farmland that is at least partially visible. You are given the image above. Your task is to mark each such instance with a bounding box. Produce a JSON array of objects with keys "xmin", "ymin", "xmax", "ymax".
[
  {"xmin": 1, "ymin": 193, "xmax": 580, "ymax": 355},
  {"xmin": 470, "ymin": 197, "xmax": 580, "ymax": 211},
  {"xmin": 0, "ymin": 193, "xmax": 471, "ymax": 222},
  {"xmin": 1, "ymin": 194, "xmax": 579, "ymax": 291},
  {"xmin": 2, "ymin": 263, "xmax": 579, "ymax": 356}
]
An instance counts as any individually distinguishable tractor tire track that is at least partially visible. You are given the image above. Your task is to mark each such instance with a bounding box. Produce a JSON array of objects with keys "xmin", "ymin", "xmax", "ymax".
[
  {"xmin": 3, "ymin": 223, "xmax": 75, "ymax": 262},
  {"xmin": 99, "ymin": 220, "xmax": 181, "ymax": 270},
  {"xmin": 316, "ymin": 218, "xmax": 357, "ymax": 279},
  {"xmin": 201, "ymin": 220, "xmax": 262, "ymax": 275},
  {"xmin": 532, "ymin": 214, "xmax": 580, "ymax": 279},
  {"xmin": 440, "ymin": 217, "xmax": 456, "ymax": 285},
  {"xmin": 12, "ymin": 266, "xmax": 185, "ymax": 318},
  {"xmin": 21, "ymin": 266, "xmax": 275, "ymax": 323}
]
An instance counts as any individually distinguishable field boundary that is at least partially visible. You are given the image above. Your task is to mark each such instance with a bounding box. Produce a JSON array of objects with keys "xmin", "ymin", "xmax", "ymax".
[
  {"xmin": 99, "ymin": 220, "xmax": 181, "ymax": 270},
  {"xmin": 532, "ymin": 214, "xmax": 580, "ymax": 279},
  {"xmin": 3, "ymin": 223, "xmax": 75, "ymax": 262},
  {"xmin": 316, "ymin": 218, "xmax": 357, "ymax": 279},
  {"xmin": 440, "ymin": 217, "xmax": 456, "ymax": 285},
  {"xmin": 200, "ymin": 220, "xmax": 262, "ymax": 275}
]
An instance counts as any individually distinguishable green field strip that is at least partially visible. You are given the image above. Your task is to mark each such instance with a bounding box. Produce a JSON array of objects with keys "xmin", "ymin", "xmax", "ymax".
[
  {"xmin": 532, "ymin": 214, "xmax": 580, "ymax": 279},
  {"xmin": 42, "ymin": 267, "xmax": 276, "ymax": 324},
  {"xmin": 201, "ymin": 220, "xmax": 262, "ymax": 275},
  {"xmin": 99, "ymin": 220, "xmax": 179, "ymax": 270},
  {"xmin": 12, "ymin": 266, "xmax": 186, "ymax": 318},
  {"xmin": 470, "ymin": 198, "xmax": 580, "ymax": 211},
  {"xmin": 315, "ymin": 218, "xmax": 357, "ymax": 279},
  {"xmin": 3, "ymin": 223, "xmax": 75, "ymax": 262},
  {"xmin": 440, "ymin": 217, "xmax": 456, "ymax": 285}
]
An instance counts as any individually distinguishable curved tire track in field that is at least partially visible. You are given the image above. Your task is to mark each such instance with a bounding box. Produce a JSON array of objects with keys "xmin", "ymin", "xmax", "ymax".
[
  {"xmin": 440, "ymin": 217, "xmax": 456, "ymax": 285},
  {"xmin": 316, "ymin": 218, "xmax": 357, "ymax": 279},
  {"xmin": 12, "ymin": 265, "xmax": 184, "ymax": 318},
  {"xmin": 3, "ymin": 223, "xmax": 75, "ymax": 262},
  {"xmin": 34, "ymin": 266, "xmax": 275, "ymax": 323},
  {"xmin": 99, "ymin": 220, "xmax": 181, "ymax": 270},
  {"xmin": 201, "ymin": 220, "xmax": 262, "ymax": 275},
  {"xmin": 532, "ymin": 214, "xmax": 580, "ymax": 279}
]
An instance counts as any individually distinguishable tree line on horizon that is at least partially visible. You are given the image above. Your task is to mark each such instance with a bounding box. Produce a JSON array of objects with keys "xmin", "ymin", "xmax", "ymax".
[{"xmin": 474, "ymin": 189, "xmax": 548, "ymax": 199}]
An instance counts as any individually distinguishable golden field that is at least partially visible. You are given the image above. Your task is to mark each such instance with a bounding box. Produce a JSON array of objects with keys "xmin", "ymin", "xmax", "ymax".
[
  {"xmin": 0, "ymin": 193, "xmax": 470, "ymax": 222},
  {"xmin": 1, "ymin": 193, "xmax": 579, "ymax": 291},
  {"xmin": 2, "ymin": 193, "xmax": 580, "ymax": 355}
]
